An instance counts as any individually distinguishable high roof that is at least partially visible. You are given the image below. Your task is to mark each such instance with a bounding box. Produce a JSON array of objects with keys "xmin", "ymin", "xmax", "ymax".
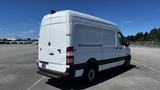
[
  {"xmin": 43, "ymin": 10, "xmax": 119, "ymax": 28},
  {"xmin": 66, "ymin": 10, "xmax": 118, "ymax": 27}
]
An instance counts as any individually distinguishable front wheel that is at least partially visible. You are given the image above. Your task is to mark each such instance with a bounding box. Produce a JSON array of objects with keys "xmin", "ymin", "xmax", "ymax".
[{"xmin": 124, "ymin": 55, "xmax": 131, "ymax": 68}]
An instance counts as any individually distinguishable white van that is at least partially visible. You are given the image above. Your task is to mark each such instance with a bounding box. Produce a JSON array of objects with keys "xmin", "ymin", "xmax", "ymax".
[{"xmin": 37, "ymin": 10, "xmax": 131, "ymax": 82}]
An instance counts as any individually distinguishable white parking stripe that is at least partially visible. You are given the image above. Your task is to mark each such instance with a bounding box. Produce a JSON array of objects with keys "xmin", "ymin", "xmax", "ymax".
[
  {"xmin": 132, "ymin": 60, "xmax": 160, "ymax": 73},
  {"xmin": 27, "ymin": 76, "xmax": 45, "ymax": 90}
]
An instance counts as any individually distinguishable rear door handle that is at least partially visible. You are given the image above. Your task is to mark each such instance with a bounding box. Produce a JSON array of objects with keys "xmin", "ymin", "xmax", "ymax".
[
  {"xmin": 49, "ymin": 52, "xmax": 54, "ymax": 55},
  {"xmin": 57, "ymin": 49, "xmax": 61, "ymax": 54}
]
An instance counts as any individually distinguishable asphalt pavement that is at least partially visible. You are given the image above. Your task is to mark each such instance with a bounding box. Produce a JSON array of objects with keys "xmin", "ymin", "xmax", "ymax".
[{"xmin": 0, "ymin": 45, "xmax": 160, "ymax": 90}]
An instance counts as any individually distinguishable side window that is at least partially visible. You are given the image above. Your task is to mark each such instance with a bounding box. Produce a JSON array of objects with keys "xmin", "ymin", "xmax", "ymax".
[{"xmin": 118, "ymin": 32, "xmax": 124, "ymax": 45}]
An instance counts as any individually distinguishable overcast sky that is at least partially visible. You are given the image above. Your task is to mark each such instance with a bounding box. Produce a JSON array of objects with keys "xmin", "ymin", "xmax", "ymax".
[{"xmin": 0, "ymin": 0, "xmax": 160, "ymax": 38}]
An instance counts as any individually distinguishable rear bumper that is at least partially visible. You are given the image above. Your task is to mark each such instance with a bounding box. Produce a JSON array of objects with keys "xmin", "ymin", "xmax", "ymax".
[
  {"xmin": 37, "ymin": 61, "xmax": 76, "ymax": 78},
  {"xmin": 37, "ymin": 67, "xmax": 65, "ymax": 78}
]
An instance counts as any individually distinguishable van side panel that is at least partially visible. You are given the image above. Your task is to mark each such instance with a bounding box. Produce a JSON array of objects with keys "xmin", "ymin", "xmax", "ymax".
[
  {"xmin": 70, "ymin": 16, "xmax": 126, "ymax": 76},
  {"xmin": 73, "ymin": 24, "xmax": 102, "ymax": 65},
  {"xmin": 100, "ymin": 30, "xmax": 126, "ymax": 71},
  {"xmin": 102, "ymin": 29, "xmax": 117, "ymax": 59}
]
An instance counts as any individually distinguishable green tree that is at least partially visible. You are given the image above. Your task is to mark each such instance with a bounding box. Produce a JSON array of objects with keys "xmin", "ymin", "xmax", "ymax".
[
  {"xmin": 143, "ymin": 32, "xmax": 149, "ymax": 41},
  {"xmin": 158, "ymin": 28, "xmax": 160, "ymax": 41},
  {"xmin": 149, "ymin": 28, "xmax": 158, "ymax": 41},
  {"xmin": 126, "ymin": 27, "xmax": 160, "ymax": 42},
  {"xmin": 126, "ymin": 35, "xmax": 135, "ymax": 42},
  {"xmin": 135, "ymin": 32, "xmax": 144, "ymax": 41}
]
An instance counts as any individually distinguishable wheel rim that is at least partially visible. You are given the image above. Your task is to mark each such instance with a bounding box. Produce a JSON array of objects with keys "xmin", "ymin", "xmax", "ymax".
[{"xmin": 88, "ymin": 68, "xmax": 95, "ymax": 81}]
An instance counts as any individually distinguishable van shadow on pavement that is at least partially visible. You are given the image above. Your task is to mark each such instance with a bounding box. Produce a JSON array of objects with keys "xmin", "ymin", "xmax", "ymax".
[{"xmin": 46, "ymin": 65, "xmax": 136, "ymax": 90}]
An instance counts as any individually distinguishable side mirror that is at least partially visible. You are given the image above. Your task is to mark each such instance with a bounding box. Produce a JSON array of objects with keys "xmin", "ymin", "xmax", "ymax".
[{"xmin": 122, "ymin": 41, "xmax": 129, "ymax": 47}]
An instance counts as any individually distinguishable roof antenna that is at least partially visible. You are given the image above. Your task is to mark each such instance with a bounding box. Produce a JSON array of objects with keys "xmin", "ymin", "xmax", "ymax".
[{"xmin": 50, "ymin": 10, "xmax": 56, "ymax": 14}]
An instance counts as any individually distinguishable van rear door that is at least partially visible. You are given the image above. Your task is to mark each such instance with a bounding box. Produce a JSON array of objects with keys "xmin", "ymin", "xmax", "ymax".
[
  {"xmin": 38, "ymin": 24, "xmax": 50, "ymax": 62},
  {"xmin": 39, "ymin": 16, "xmax": 67, "ymax": 65},
  {"xmin": 49, "ymin": 22, "xmax": 67, "ymax": 65}
]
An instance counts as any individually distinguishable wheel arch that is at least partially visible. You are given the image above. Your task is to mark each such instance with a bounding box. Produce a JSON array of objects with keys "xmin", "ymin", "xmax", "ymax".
[{"xmin": 85, "ymin": 58, "xmax": 99, "ymax": 72}]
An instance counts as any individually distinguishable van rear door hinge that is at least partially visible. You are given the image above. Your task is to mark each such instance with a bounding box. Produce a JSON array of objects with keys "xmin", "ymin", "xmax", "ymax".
[{"xmin": 66, "ymin": 33, "xmax": 71, "ymax": 36}]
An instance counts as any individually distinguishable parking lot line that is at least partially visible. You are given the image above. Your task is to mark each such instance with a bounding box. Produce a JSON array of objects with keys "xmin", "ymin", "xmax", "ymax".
[
  {"xmin": 132, "ymin": 60, "xmax": 160, "ymax": 73},
  {"xmin": 27, "ymin": 76, "xmax": 45, "ymax": 90}
]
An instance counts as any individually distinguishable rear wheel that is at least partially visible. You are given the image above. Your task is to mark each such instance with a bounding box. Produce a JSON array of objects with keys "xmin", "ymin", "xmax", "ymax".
[
  {"xmin": 88, "ymin": 68, "xmax": 96, "ymax": 81},
  {"xmin": 84, "ymin": 66, "xmax": 97, "ymax": 83}
]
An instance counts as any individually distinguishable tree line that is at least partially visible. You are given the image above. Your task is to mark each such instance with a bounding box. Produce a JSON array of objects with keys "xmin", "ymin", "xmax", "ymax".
[{"xmin": 126, "ymin": 28, "xmax": 160, "ymax": 42}]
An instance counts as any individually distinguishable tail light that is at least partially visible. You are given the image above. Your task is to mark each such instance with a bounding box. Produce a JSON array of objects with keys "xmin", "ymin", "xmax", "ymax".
[
  {"xmin": 66, "ymin": 46, "xmax": 74, "ymax": 65},
  {"xmin": 63, "ymin": 72, "xmax": 70, "ymax": 77}
]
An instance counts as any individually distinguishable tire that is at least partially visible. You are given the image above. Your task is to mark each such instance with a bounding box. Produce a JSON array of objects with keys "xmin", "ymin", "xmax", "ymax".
[
  {"xmin": 83, "ymin": 66, "xmax": 97, "ymax": 83},
  {"xmin": 124, "ymin": 55, "xmax": 131, "ymax": 69}
]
